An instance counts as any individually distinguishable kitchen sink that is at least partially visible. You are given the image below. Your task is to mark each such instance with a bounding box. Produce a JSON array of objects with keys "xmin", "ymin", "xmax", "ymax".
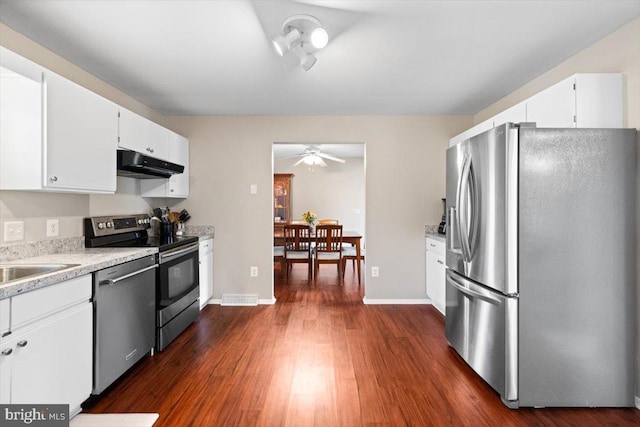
[{"xmin": 0, "ymin": 264, "xmax": 79, "ymax": 284}]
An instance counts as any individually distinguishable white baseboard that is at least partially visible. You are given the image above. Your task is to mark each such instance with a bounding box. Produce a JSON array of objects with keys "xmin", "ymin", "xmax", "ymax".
[
  {"xmin": 362, "ymin": 297, "xmax": 431, "ymax": 305},
  {"xmin": 635, "ymin": 395, "xmax": 640, "ymax": 410},
  {"xmin": 207, "ymin": 297, "xmax": 276, "ymax": 305}
]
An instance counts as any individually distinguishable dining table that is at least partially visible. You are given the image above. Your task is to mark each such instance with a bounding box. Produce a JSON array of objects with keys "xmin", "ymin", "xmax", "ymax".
[{"xmin": 274, "ymin": 229, "xmax": 364, "ymax": 284}]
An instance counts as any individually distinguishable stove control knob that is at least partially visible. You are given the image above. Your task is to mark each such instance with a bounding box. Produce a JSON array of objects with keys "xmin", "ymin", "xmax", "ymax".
[
  {"xmin": 106, "ymin": 222, "xmax": 113, "ymax": 228},
  {"xmin": 137, "ymin": 219, "xmax": 144, "ymax": 225},
  {"xmin": 145, "ymin": 218, "xmax": 150, "ymax": 224},
  {"xmin": 97, "ymin": 222, "xmax": 105, "ymax": 229}
]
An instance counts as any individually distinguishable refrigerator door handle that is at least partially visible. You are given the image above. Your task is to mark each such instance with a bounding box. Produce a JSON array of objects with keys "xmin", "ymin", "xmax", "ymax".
[
  {"xmin": 448, "ymin": 206, "xmax": 462, "ymax": 254},
  {"xmin": 446, "ymin": 274, "xmax": 501, "ymax": 305},
  {"xmin": 457, "ymin": 156, "xmax": 473, "ymax": 263}
]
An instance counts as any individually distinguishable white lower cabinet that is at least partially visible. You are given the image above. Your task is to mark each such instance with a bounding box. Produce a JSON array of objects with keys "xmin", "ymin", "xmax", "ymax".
[
  {"xmin": 426, "ymin": 237, "xmax": 446, "ymax": 315},
  {"xmin": 199, "ymin": 238, "xmax": 214, "ymax": 309},
  {"xmin": 0, "ymin": 275, "xmax": 92, "ymax": 416}
]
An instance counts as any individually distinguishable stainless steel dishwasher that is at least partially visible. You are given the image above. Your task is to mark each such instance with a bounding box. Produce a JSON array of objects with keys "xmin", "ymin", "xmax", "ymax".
[{"xmin": 92, "ymin": 255, "xmax": 157, "ymax": 395}]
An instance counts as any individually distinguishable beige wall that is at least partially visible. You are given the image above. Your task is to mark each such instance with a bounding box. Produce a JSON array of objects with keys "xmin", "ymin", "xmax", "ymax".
[
  {"xmin": 163, "ymin": 116, "xmax": 467, "ymax": 301},
  {"xmin": 474, "ymin": 17, "xmax": 640, "ymax": 401}
]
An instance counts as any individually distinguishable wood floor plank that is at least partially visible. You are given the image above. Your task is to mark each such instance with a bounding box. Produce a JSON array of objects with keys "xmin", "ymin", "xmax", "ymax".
[{"xmin": 83, "ymin": 263, "xmax": 640, "ymax": 426}]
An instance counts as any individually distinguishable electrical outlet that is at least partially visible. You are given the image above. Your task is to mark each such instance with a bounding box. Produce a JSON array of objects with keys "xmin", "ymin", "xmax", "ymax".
[
  {"xmin": 46, "ymin": 219, "xmax": 59, "ymax": 237},
  {"xmin": 250, "ymin": 266, "xmax": 259, "ymax": 277},
  {"xmin": 250, "ymin": 184, "xmax": 258, "ymax": 194},
  {"xmin": 4, "ymin": 221, "xmax": 25, "ymax": 242},
  {"xmin": 371, "ymin": 266, "xmax": 379, "ymax": 277}
]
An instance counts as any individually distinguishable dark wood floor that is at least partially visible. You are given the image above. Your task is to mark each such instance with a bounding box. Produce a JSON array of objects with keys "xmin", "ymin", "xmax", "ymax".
[{"xmin": 84, "ymin": 263, "xmax": 640, "ymax": 426}]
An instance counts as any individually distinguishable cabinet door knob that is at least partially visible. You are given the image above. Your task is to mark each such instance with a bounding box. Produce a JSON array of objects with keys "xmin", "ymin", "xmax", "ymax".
[
  {"xmin": 1, "ymin": 348, "xmax": 12, "ymax": 356},
  {"xmin": 437, "ymin": 260, "xmax": 444, "ymax": 265},
  {"xmin": 49, "ymin": 176, "xmax": 58, "ymax": 182},
  {"xmin": 17, "ymin": 340, "xmax": 28, "ymax": 348}
]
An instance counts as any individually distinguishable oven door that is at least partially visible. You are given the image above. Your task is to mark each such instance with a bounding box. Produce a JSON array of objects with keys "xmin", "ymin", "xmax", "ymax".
[{"xmin": 157, "ymin": 243, "xmax": 199, "ymax": 326}]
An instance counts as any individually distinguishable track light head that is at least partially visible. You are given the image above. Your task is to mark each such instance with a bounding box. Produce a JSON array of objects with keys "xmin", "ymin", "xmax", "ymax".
[
  {"xmin": 272, "ymin": 14, "xmax": 328, "ymax": 71},
  {"xmin": 272, "ymin": 28, "xmax": 301, "ymax": 56}
]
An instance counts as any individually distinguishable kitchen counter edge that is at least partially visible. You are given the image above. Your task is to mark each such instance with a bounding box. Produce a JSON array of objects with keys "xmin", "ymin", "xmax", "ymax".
[
  {"xmin": 0, "ymin": 247, "xmax": 158, "ymax": 300},
  {"xmin": 425, "ymin": 232, "xmax": 446, "ymax": 243}
]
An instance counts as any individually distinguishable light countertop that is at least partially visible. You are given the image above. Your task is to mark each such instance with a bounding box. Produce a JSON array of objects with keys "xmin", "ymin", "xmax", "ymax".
[
  {"xmin": 0, "ymin": 247, "xmax": 157, "ymax": 300},
  {"xmin": 426, "ymin": 232, "xmax": 446, "ymax": 243}
]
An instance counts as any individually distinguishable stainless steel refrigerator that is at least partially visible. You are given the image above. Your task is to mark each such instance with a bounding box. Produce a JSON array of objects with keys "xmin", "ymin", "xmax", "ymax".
[{"xmin": 445, "ymin": 123, "xmax": 636, "ymax": 408}]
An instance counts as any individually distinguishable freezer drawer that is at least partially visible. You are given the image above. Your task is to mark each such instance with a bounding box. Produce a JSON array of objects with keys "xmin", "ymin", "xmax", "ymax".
[{"xmin": 445, "ymin": 269, "xmax": 518, "ymax": 404}]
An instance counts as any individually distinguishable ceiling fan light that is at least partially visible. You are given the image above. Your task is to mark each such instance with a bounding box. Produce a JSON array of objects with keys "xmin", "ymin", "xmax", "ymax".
[{"xmin": 310, "ymin": 27, "xmax": 329, "ymax": 49}]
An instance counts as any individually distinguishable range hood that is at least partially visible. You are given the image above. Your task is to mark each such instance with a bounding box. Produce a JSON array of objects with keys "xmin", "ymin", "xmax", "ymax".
[{"xmin": 117, "ymin": 150, "xmax": 184, "ymax": 179}]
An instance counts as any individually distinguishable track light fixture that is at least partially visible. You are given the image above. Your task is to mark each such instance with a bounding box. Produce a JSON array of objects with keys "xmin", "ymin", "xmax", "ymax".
[{"xmin": 272, "ymin": 14, "xmax": 329, "ymax": 71}]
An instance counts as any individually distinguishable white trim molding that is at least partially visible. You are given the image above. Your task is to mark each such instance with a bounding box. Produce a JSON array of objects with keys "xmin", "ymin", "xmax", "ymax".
[
  {"xmin": 635, "ymin": 395, "xmax": 640, "ymax": 410},
  {"xmin": 209, "ymin": 297, "xmax": 276, "ymax": 305},
  {"xmin": 362, "ymin": 297, "xmax": 430, "ymax": 305}
]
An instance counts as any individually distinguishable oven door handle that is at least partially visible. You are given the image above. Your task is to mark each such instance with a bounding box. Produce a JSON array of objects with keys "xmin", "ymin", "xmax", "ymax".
[
  {"xmin": 160, "ymin": 243, "xmax": 199, "ymax": 263},
  {"xmin": 101, "ymin": 264, "xmax": 158, "ymax": 286}
]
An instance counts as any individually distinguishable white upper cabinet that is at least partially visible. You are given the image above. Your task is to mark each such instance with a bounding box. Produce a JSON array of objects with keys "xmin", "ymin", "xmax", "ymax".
[
  {"xmin": 527, "ymin": 74, "xmax": 623, "ymax": 128},
  {"xmin": 574, "ymin": 74, "xmax": 623, "ymax": 128},
  {"xmin": 492, "ymin": 101, "xmax": 527, "ymax": 128},
  {"xmin": 449, "ymin": 118, "xmax": 493, "ymax": 147},
  {"xmin": 449, "ymin": 73, "xmax": 624, "ymax": 147},
  {"xmin": 0, "ymin": 47, "xmax": 117, "ymax": 193},
  {"xmin": 118, "ymin": 107, "xmax": 170, "ymax": 161},
  {"xmin": 44, "ymin": 72, "xmax": 117, "ymax": 192},
  {"xmin": 526, "ymin": 76, "xmax": 576, "ymax": 128},
  {"xmin": 140, "ymin": 131, "xmax": 189, "ymax": 198}
]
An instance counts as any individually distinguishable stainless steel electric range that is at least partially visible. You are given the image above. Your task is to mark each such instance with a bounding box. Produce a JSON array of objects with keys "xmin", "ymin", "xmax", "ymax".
[{"xmin": 84, "ymin": 214, "xmax": 200, "ymax": 352}]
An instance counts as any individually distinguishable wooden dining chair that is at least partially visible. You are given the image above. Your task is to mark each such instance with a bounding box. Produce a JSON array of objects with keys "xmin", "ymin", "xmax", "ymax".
[
  {"xmin": 342, "ymin": 246, "xmax": 365, "ymax": 285},
  {"xmin": 317, "ymin": 219, "xmax": 339, "ymax": 225},
  {"xmin": 284, "ymin": 223, "xmax": 312, "ymax": 284},
  {"xmin": 314, "ymin": 224, "xmax": 343, "ymax": 286}
]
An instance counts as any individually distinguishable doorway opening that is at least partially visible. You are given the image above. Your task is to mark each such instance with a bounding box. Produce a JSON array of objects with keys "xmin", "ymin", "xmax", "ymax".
[{"xmin": 272, "ymin": 143, "xmax": 366, "ymax": 298}]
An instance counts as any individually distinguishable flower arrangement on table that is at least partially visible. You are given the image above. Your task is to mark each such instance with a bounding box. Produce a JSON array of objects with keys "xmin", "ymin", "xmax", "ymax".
[{"xmin": 302, "ymin": 210, "xmax": 317, "ymax": 226}]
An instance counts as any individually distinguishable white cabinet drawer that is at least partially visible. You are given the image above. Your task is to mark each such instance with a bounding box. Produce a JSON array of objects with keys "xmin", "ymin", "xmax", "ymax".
[
  {"xmin": 11, "ymin": 275, "xmax": 91, "ymax": 330},
  {"xmin": 0, "ymin": 299, "xmax": 9, "ymax": 335},
  {"xmin": 426, "ymin": 237, "xmax": 445, "ymax": 256}
]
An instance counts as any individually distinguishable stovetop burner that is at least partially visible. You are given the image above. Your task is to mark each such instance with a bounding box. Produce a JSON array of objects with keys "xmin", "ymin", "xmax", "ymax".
[{"xmin": 84, "ymin": 214, "xmax": 197, "ymax": 251}]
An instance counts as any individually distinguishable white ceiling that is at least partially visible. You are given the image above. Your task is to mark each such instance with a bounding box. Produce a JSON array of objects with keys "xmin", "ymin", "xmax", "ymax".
[{"xmin": 1, "ymin": 0, "xmax": 638, "ymax": 116}]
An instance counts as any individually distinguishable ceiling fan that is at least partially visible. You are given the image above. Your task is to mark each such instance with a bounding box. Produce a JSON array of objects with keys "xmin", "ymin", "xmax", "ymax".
[{"xmin": 289, "ymin": 145, "xmax": 346, "ymax": 167}]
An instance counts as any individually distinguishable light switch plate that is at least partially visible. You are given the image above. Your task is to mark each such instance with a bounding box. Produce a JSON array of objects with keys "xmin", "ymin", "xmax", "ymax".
[
  {"xmin": 4, "ymin": 221, "xmax": 25, "ymax": 242},
  {"xmin": 250, "ymin": 184, "xmax": 258, "ymax": 194}
]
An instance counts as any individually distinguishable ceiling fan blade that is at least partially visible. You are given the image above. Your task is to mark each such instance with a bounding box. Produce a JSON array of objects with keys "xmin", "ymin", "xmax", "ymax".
[
  {"xmin": 281, "ymin": 154, "xmax": 306, "ymax": 160},
  {"xmin": 293, "ymin": 157, "xmax": 306, "ymax": 166},
  {"xmin": 317, "ymin": 153, "xmax": 346, "ymax": 163},
  {"xmin": 317, "ymin": 157, "xmax": 328, "ymax": 167}
]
